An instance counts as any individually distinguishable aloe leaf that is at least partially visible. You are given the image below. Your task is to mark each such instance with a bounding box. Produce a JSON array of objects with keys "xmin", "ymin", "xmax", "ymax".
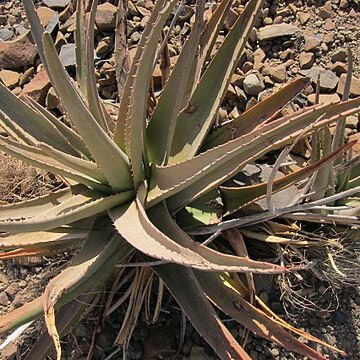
[
  {"xmin": 0, "ymin": 243, "xmax": 79, "ymax": 260},
  {"xmin": 38, "ymin": 142, "xmax": 108, "ymax": 184},
  {"xmin": 0, "ymin": 136, "xmax": 110, "ymax": 192},
  {"xmin": 22, "ymin": 0, "xmax": 48, "ymax": 70},
  {"xmin": 0, "ymin": 184, "xmax": 87, "ymax": 220},
  {"xmin": 25, "ymin": 97, "xmax": 92, "ymax": 160},
  {"xmin": 0, "ymin": 189, "xmax": 134, "ymax": 232},
  {"xmin": 111, "ymin": 186, "xmax": 287, "ymax": 273},
  {"xmin": 84, "ymin": 0, "xmax": 113, "ymax": 133},
  {"xmin": 124, "ymin": 0, "xmax": 178, "ymax": 187},
  {"xmin": 43, "ymin": 221, "xmax": 132, "ymax": 359},
  {"xmin": 42, "ymin": 32, "xmax": 132, "ymax": 192},
  {"xmin": 0, "ymin": 109, "xmax": 37, "ymax": 145},
  {"xmin": 153, "ymin": 201, "xmax": 287, "ymax": 273},
  {"xmin": 0, "ymin": 296, "xmax": 44, "ymax": 335},
  {"xmin": 113, "ymin": 0, "xmax": 176, "ymax": 151},
  {"xmin": 196, "ymin": 272, "xmax": 328, "ymax": 360},
  {"xmin": 146, "ymin": 1, "xmax": 205, "ymax": 165},
  {"xmin": 185, "ymin": 0, "xmax": 233, "ymax": 98},
  {"xmin": 203, "ymin": 77, "xmax": 310, "ymax": 149},
  {"xmin": 154, "ymin": 264, "xmax": 252, "ymax": 360},
  {"xmin": 0, "ymin": 228, "xmax": 89, "ymax": 250},
  {"xmin": 75, "ymin": 0, "xmax": 87, "ymax": 97},
  {"xmin": 169, "ymin": 0, "xmax": 264, "ymax": 163},
  {"xmin": 176, "ymin": 188, "xmax": 223, "ymax": 227},
  {"xmin": 221, "ymin": 141, "xmax": 356, "ymax": 216},
  {"xmin": 0, "ymin": 83, "xmax": 79, "ymax": 156},
  {"xmin": 149, "ymin": 98, "xmax": 360, "ymax": 210}
]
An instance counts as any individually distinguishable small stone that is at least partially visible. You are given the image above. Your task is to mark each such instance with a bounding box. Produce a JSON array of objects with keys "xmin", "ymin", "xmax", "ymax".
[
  {"xmin": 257, "ymin": 24, "xmax": 300, "ymax": 41},
  {"xmin": 95, "ymin": 3, "xmax": 117, "ymax": 31},
  {"xmin": 298, "ymin": 11, "xmax": 311, "ymax": 24},
  {"xmin": 243, "ymin": 73, "xmax": 265, "ymax": 96},
  {"xmin": 130, "ymin": 31, "xmax": 141, "ymax": 43},
  {"xmin": 20, "ymin": 68, "xmax": 51, "ymax": 105},
  {"xmin": 318, "ymin": 4, "xmax": 333, "ymax": 19},
  {"xmin": 96, "ymin": 40, "xmax": 109, "ymax": 55},
  {"xmin": 324, "ymin": 32, "xmax": 335, "ymax": 44},
  {"xmin": 59, "ymin": 43, "xmax": 77, "ymax": 67},
  {"xmin": 263, "ymin": 17, "xmax": 273, "ymax": 25},
  {"xmin": 299, "ymin": 52, "xmax": 314, "ymax": 69},
  {"xmin": 319, "ymin": 70, "xmax": 339, "ymax": 91},
  {"xmin": 241, "ymin": 61, "xmax": 253, "ymax": 73},
  {"xmin": 230, "ymin": 73, "xmax": 244, "ymax": 88},
  {"xmin": 339, "ymin": 0, "xmax": 349, "ymax": 8},
  {"xmin": 323, "ymin": 19, "xmax": 335, "ymax": 30},
  {"xmin": 45, "ymin": 86, "xmax": 60, "ymax": 110},
  {"xmin": 19, "ymin": 67, "xmax": 35, "ymax": 86},
  {"xmin": 0, "ymin": 69, "xmax": 20, "ymax": 88},
  {"xmin": 0, "ymin": 292, "xmax": 9, "ymax": 306},
  {"xmin": 0, "ymin": 28, "xmax": 14, "ymax": 41},
  {"xmin": 331, "ymin": 49, "xmax": 347, "ymax": 63},
  {"xmin": 303, "ymin": 35, "xmax": 322, "ymax": 52},
  {"xmin": 269, "ymin": 65, "xmax": 287, "ymax": 83},
  {"xmin": 5, "ymin": 283, "xmax": 18, "ymax": 300},
  {"xmin": 307, "ymin": 93, "xmax": 341, "ymax": 104},
  {"xmin": 253, "ymin": 47, "xmax": 266, "ymax": 70},
  {"xmin": 36, "ymin": 6, "xmax": 56, "ymax": 28},
  {"xmin": 330, "ymin": 61, "xmax": 347, "ymax": 75},
  {"xmin": 0, "ymin": 31, "xmax": 38, "ymax": 69},
  {"xmin": 270, "ymin": 347, "xmax": 280, "ymax": 356},
  {"xmin": 337, "ymin": 74, "xmax": 360, "ymax": 97},
  {"xmin": 178, "ymin": 5, "xmax": 195, "ymax": 22},
  {"xmin": 43, "ymin": 0, "xmax": 71, "ymax": 9}
]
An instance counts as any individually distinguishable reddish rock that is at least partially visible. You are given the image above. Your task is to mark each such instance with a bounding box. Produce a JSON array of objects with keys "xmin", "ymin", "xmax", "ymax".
[
  {"xmin": 0, "ymin": 32, "xmax": 37, "ymax": 69},
  {"xmin": 337, "ymin": 74, "xmax": 360, "ymax": 97},
  {"xmin": 0, "ymin": 69, "xmax": 19, "ymax": 88},
  {"xmin": 299, "ymin": 52, "xmax": 314, "ymax": 69},
  {"xmin": 20, "ymin": 68, "xmax": 51, "ymax": 105},
  {"xmin": 36, "ymin": 6, "xmax": 56, "ymax": 27}
]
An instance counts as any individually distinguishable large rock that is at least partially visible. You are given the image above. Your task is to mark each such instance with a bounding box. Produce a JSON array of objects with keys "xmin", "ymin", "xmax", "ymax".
[
  {"xmin": 257, "ymin": 24, "xmax": 300, "ymax": 41},
  {"xmin": 95, "ymin": 3, "xmax": 117, "ymax": 31},
  {"xmin": 337, "ymin": 74, "xmax": 360, "ymax": 97},
  {"xmin": 243, "ymin": 73, "xmax": 265, "ymax": 96},
  {"xmin": 0, "ymin": 32, "xmax": 37, "ymax": 68},
  {"xmin": 20, "ymin": 68, "xmax": 51, "ymax": 105}
]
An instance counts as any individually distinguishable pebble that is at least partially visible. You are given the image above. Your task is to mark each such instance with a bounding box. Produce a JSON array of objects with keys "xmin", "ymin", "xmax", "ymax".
[
  {"xmin": 243, "ymin": 73, "xmax": 265, "ymax": 96},
  {"xmin": 330, "ymin": 48, "xmax": 347, "ymax": 62}
]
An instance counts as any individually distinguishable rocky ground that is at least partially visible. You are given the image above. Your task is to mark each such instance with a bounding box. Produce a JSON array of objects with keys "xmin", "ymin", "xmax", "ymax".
[{"xmin": 0, "ymin": 0, "xmax": 359, "ymax": 359}]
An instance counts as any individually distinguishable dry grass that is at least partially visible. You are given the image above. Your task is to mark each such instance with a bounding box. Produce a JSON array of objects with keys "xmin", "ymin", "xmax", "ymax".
[{"xmin": 0, "ymin": 153, "xmax": 62, "ymax": 204}]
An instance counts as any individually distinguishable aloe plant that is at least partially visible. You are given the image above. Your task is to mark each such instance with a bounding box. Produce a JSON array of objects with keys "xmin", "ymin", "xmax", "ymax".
[{"xmin": 0, "ymin": 0, "xmax": 359, "ymax": 359}]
